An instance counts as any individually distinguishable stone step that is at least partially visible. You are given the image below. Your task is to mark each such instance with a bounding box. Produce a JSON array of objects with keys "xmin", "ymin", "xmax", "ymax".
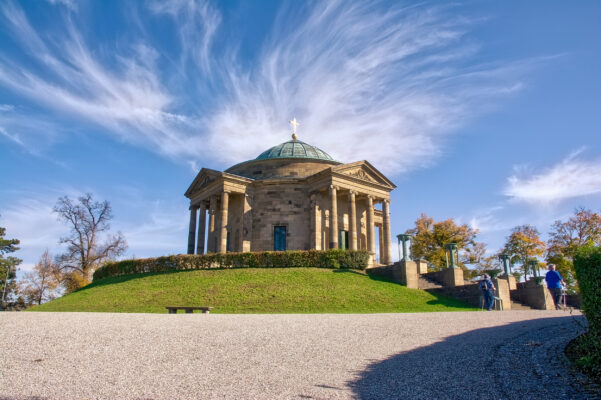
[
  {"xmin": 510, "ymin": 300, "xmax": 534, "ymax": 311},
  {"xmin": 417, "ymin": 276, "xmax": 443, "ymax": 290}
]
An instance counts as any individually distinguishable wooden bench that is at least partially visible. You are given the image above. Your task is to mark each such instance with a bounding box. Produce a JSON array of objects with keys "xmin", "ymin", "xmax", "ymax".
[{"xmin": 166, "ymin": 306, "xmax": 213, "ymax": 314}]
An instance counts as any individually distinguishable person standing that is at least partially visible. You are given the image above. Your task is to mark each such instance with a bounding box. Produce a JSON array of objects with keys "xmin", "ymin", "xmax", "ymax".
[
  {"xmin": 545, "ymin": 264, "xmax": 565, "ymax": 310},
  {"xmin": 479, "ymin": 273, "xmax": 496, "ymax": 311}
]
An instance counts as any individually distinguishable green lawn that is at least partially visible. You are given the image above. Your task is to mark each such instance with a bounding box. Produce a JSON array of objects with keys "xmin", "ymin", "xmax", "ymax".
[{"xmin": 31, "ymin": 268, "xmax": 478, "ymax": 313}]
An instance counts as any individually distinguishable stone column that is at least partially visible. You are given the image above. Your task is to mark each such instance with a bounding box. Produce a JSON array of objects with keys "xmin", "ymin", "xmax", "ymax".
[
  {"xmin": 367, "ymin": 195, "xmax": 375, "ymax": 255},
  {"xmin": 378, "ymin": 224, "xmax": 384, "ymax": 263},
  {"xmin": 208, "ymin": 195, "xmax": 217, "ymax": 252},
  {"xmin": 349, "ymin": 191, "xmax": 357, "ymax": 250},
  {"xmin": 382, "ymin": 199, "xmax": 392, "ymax": 264},
  {"xmin": 310, "ymin": 194, "xmax": 321, "ymax": 250},
  {"xmin": 219, "ymin": 191, "xmax": 230, "ymax": 253},
  {"xmin": 242, "ymin": 194, "xmax": 252, "ymax": 252},
  {"xmin": 329, "ymin": 185, "xmax": 338, "ymax": 249},
  {"xmin": 237, "ymin": 193, "xmax": 252, "ymax": 252},
  {"xmin": 187, "ymin": 205, "xmax": 198, "ymax": 254},
  {"xmin": 196, "ymin": 203, "xmax": 207, "ymax": 254}
]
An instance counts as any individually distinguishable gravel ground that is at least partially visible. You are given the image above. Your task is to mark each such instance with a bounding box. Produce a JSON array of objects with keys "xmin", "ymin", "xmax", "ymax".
[{"xmin": 0, "ymin": 310, "xmax": 595, "ymax": 400}]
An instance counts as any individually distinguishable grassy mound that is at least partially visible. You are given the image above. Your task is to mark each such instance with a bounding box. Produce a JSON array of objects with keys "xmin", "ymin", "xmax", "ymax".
[{"xmin": 31, "ymin": 268, "xmax": 477, "ymax": 313}]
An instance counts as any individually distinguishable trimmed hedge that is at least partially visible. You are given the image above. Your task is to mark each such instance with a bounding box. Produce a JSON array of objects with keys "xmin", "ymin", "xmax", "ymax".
[
  {"xmin": 574, "ymin": 246, "xmax": 601, "ymax": 337},
  {"xmin": 572, "ymin": 245, "xmax": 601, "ymax": 380},
  {"xmin": 93, "ymin": 249, "xmax": 370, "ymax": 281}
]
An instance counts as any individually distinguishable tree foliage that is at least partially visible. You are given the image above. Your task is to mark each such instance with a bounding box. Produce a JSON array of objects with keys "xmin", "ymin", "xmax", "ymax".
[
  {"xmin": 406, "ymin": 213, "xmax": 485, "ymax": 271},
  {"xmin": 547, "ymin": 207, "xmax": 601, "ymax": 291},
  {"xmin": 501, "ymin": 225, "xmax": 545, "ymax": 280},
  {"xmin": 19, "ymin": 250, "xmax": 61, "ymax": 305},
  {"xmin": 54, "ymin": 193, "xmax": 127, "ymax": 292},
  {"xmin": 0, "ymin": 224, "xmax": 22, "ymax": 309}
]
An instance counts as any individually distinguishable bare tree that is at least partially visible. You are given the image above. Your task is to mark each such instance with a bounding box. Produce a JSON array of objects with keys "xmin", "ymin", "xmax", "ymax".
[
  {"xmin": 19, "ymin": 249, "xmax": 61, "ymax": 305},
  {"xmin": 54, "ymin": 193, "xmax": 127, "ymax": 291}
]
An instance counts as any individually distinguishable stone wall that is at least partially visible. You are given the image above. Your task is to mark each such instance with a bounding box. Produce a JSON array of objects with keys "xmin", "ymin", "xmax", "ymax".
[
  {"xmin": 425, "ymin": 268, "xmax": 465, "ymax": 287},
  {"xmin": 367, "ymin": 261, "xmax": 418, "ymax": 288},
  {"xmin": 226, "ymin": 159, "xmax": 338, "ymax": 179},
  {"xmin": 511, "ymin": 280, "xmax": 555, "ymax": 310},
  {"xmin": 250, "ymin": 183, "xmax": 312, "ymax": 251},
  {"xmin": 426, "ymin": 284, "xmax": 483, "ymax": 308}
]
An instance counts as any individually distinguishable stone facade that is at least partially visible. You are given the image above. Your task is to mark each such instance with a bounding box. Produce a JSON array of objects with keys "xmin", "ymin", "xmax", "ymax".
[{"xmin": 184, "ymin": 138, "xmax": 396, "ymax": 265}]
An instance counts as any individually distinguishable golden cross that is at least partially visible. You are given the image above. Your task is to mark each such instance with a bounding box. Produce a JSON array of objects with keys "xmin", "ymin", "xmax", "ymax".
[{"xmin": 289, "ymin": 117, "xmax": 300, "ymax": 134}]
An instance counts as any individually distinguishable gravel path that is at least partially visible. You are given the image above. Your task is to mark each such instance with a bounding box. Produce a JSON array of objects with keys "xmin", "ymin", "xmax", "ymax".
[{"xmin": 0, "ymin": 310, "xmax": 594, "ymax": 399}]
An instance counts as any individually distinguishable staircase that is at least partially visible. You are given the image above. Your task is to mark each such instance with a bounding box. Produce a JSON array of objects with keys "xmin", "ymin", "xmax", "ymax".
[
  {"xmin": 509, "ymin": 289, "xmax": 535, "ymax": 310},
  {"xmin": 510, "ymin": 300, "xmax": 535, "ymax": 311},
  {"xmin": 417, "ymin": 275, "xmax": 443, "ymax": 290},
  {"xmin": 418, "ymin": 274, "xmax": 535, "ymax": 311}
]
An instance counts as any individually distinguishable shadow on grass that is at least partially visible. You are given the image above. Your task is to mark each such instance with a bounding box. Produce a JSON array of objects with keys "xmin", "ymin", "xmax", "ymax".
[
  {"xmin": 365, "ymin": 272, "xmax": 401, "ymax": 285},
  {"xmin": 348, "ymin": 316, "xmax": 590, "ymax": 399},
  {"xmin": 332, "ymin": 268, "xmax": 368, "ymax": 276}
]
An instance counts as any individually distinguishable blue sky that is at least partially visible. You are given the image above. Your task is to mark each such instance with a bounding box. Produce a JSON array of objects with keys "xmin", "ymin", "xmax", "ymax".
[{"xmin": 1, "ymin": 0, "xmax": 600, "ymax": 272}]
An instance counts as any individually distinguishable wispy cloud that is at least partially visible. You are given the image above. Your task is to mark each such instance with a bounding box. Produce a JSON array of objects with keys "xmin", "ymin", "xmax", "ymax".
[
  {"xmin": 504, "ymin": 149, "xmax": 601, "ymax": 205},
  {"xmin": 43, "ymin": 0, "xmax": 77, "ymax": 11},
  {"xmin": 203, "ymin": 2, "xmax": 528, "ymax": 173},
  {"xmin": 0, "ymin": 1, "xmax": 527, "ymax": 175}
]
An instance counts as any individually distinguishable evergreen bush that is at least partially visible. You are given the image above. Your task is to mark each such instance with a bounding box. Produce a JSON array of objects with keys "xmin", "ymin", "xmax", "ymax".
[
  {"xmin": 93, "ymin": 250, "xmax": 370, "ymax": 281},
  {"xmin": 572, "ymin": 245, "xmax": 601, "ymax": 381}
]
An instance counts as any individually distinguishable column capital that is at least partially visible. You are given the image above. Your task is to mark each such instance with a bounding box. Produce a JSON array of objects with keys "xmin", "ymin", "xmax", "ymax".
[
  {"xmin": 383, "ymin": 198, "xmax": 390, "ymax": 205},
  {"xmin": 189, "ymin": 204, "xmax": 199, "ymax": 211},
  {"xmin": 329, "ymin": 184, "xmax": 339, "ymax": 191},
  {"xmin": 349, "ymin": 190, "xmax": 357, "ymax": 196}
]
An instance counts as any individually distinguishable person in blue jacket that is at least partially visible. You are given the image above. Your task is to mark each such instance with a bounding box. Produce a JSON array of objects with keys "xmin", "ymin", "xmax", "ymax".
[
  {"xmin": 545, "ymin": 264, "xmax": 565, "ymax": 310},
  {"xmin": 479, "ymin": 273, "xmax": 496, "ymax": 311}
]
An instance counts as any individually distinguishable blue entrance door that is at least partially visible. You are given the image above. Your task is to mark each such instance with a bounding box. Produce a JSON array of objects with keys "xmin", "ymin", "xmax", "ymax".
[
  {"xmin": 339, "ymin": 230, "xmax": 349, "ymax": 250},
  {"xmin": 274, "ymin": 226, "xmax": 286, "ymax": 251}
]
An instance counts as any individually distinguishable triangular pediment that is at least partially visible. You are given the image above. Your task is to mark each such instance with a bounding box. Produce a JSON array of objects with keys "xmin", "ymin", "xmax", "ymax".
[
  {"xmin": 332, "ymin": 161, "xmax": 396, "ymax": 188},
  {"xmin": 185, "ymin": 168, "xmax": 222, "ymax": 198}
]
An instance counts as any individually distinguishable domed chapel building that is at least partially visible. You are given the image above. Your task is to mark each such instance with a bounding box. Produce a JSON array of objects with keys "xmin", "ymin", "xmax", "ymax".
[{"xmin": 184, "ymin": 125, "xmax": 396, "ymax": 266}]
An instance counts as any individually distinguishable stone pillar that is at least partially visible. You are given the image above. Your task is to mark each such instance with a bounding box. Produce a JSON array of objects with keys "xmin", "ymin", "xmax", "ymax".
[
  {"xmin": 349, "ymin": 191, "xmax": 357, "ymax": 250},
  {"xmin": 208, "ymin": 195, "xmax": 217, "ymax": 252},
  {"xmin": 367, "ymin": 196, "xmax": 375, "ymax": 256},
  {"xmin": 329, "ymin": 185, "xmax": 338, "ymax": 249},
  {"xmin": 240, "ymin": 194, "xmax": 252, "ymax": 252},
  {"xmin": 219, "ymin": 191, "xmax": 229, "ymax": 253},
  {"xmin": 378, "ymin": 224, "xmax": 384, "ymax": 263},
  {"xmin": 196, "ymin": 203, "xmax": 206, "ymax": 254},
  {"xmin": 493, "ymin": 277, "xmax": 511, "ymax": 310},
  {"xmin": 382, "ymin": 199, "xmax": 392, "ymax": 264},
  {"xmin": 310, "ymin": 194, "xmax": 321, "ymax": 250},
  {"xmin": 187, "ymin": 205, "xmax": 198, "ymax": 254}
]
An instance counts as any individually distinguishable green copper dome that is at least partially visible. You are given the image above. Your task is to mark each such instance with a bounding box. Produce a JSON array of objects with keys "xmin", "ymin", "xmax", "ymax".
[{"xmin": 256, "ymin": 140, "xmax": 334, "ymax": 161}]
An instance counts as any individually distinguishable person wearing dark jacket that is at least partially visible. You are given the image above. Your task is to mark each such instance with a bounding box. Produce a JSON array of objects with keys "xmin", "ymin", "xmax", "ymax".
[{"xmin": 479, "ymin": 273, "xmax": 496, "ymax": 311}]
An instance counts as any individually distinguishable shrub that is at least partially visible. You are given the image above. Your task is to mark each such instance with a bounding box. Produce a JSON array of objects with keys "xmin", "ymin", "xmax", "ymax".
[
  {"xmin": 574, "ymin": 246, "xmax": 601, "ymax": 337},
  {"xmin": 572, "ymin": 245, "xmax": 601, "ymax": 381},
  {"xmin": 93, "ymin": 250, "xmax": 370, "ymax": 281}
]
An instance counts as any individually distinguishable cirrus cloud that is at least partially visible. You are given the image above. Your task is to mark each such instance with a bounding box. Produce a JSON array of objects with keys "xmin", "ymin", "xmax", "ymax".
[
  {"xmin": 504, "ymin": 149, "xmax": 601, "ymax": 205},
  {"xmin": 0, "ymin": 0, "xmax": 528, "ymax": 175}
]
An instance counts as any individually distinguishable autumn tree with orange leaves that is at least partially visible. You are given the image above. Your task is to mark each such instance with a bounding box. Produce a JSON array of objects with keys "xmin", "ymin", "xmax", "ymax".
[
  {"xmin": 406, "ymin": 213, "xmax": 486, "ymax": 272},
  {"xmin": 501, "ymin": 225, "xmax": 546, "ymax": 280},
  {"xmin": 547, "ymin": 207, "xmax": 601, "ymax": 291}
]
